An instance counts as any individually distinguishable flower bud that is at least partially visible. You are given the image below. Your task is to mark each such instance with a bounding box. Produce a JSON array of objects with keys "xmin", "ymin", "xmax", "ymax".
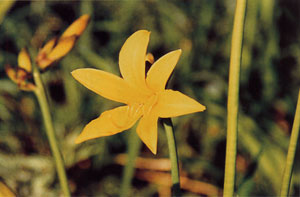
[
  {"xmin": 36, "ymin": 14, "xmax": 90, "ymax": 70},
  {"xmin": 5, "ymin": 64, "xmax": 36, "ymax": 91},
  {"xmin": 18, "ymin": 48, "xmax": 32, "ymax": 72},
  {"xmin": 61, "ymin": 14, "xmax": 90, "ymax": 38}
]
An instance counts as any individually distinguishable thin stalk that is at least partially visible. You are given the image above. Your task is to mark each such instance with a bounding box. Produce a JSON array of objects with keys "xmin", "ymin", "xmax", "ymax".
[
  {"xmin": 163, "ymin": 118, "xmax": 181, "ymax": 196},
  {"xmin": 223, "ymin": 0, "xmax": 247, "ymax": 196},
  {"xmin": 33, "ymin": 65, "xmax": 70, "ymax": 197},
  {"xmin": 280, "ymin": 90, "xmax": 300, "ymax": 196},
  {"xmin": 120, "ymin": 128, "xmax": 141, "ymax": 197}
]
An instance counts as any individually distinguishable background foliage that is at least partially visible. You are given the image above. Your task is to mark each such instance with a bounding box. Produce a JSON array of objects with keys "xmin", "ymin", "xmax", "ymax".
[{"xmin": 0, "ymin": 0, "xmax": 299, "ymax": 196}]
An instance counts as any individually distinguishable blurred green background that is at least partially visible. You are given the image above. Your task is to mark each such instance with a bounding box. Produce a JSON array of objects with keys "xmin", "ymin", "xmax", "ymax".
[{"xmin": 0, "ymin": 0, "xmax": 299, "ymax": 196}]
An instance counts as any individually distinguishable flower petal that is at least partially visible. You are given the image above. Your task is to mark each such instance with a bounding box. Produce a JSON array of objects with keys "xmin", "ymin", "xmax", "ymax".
[
  {"xmin": 75, "ymin": 106, "xmax": 140, "ymax": 144},
  {"xmin": 61, "ymin": 14, "xmax": 90, "ymax": 38},
  {"xmin": 18, "ymin": 48, "xmax": 32, "ymax": 72},
  {"xmin": 36, "ymin": 57, "xmax": 54, "ymax": 70},
  {"xmin": 146, "ymin": 49, "xmax": 182, "ymax": 92},
  {"xmin": 156, "ymin": 89, "xmax": 206, "ymax": 118},
  {"xmin": 72, "ymin": 68, "xmax": 146, "ymax": 104},
  {"xmin": 40, "ymin": 37, "xmax": 58, "ymax": 55},
  {"xmin": 5, "ymin": 65, "xmax": 18, "ymax": 83},
  {"xmin": 47, "ymin": 36, "xmax": 77, "ymax": 61},
  {"xmin": 119, "ymin": 30, "xmax": 151, "ymax": 92},
  {"xmin": 36, "ymin": 38, "xmax": 58, "ymax": 69},
  {"xmin": 136, "ymin": 112, "xmax": 158, "ymax": 154},
  {"xmin": 19, "ymin": 83, "xmax": 36, "ymax": 91}
]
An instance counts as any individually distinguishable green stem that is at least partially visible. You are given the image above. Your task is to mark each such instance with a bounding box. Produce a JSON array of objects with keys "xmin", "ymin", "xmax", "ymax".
[
  {"xmin": 33, "ymin": 65, "xmax": 70, "ymax": 197},
  {"xmin": 120, "ymin": 128, "xmax": 141, "ymax": 197},
  {"xmin": 163, "ymin": 118, "xmax": 181, "ymax": 196},
  {"xmin": 223, "ymin": 0, "xmax": 247, "ymax": 196},
  {"xmin": 280, "ymin": 90, "xmax": 300, "ymax": 196}
]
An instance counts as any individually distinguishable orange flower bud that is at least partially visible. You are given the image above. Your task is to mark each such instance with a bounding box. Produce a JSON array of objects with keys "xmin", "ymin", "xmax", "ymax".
[
  {"xmin": 18, "ymin": 48, "xmax": 32, "ymax": 72},
  {"xmin": 39, "ymin": 37, "xmax": 58, "ymax": 55},
  {"xmin": 5, "ymin": 64, "xmax": 36, "ymax": 91},
  {"xmin": 36, "ymin": 15, "xmax": 90, "ymax": 70},
  {"xmin": 48, "ymin": 36, "xmax": 77, "ymax": 61},
  {"xmin": 61, "ymin": 14, "xmax": 90, "ymax": 38},
  {"xmin": 36, "ymin": 36, "xmax": 76, "ymax": 70},
  {"xmin": 19, "ymin": 83, "xmax": 36, "ymax": 91},
  {"xmin": 5, "ymin": 65, "xmax": 18, "ymax": 83}
]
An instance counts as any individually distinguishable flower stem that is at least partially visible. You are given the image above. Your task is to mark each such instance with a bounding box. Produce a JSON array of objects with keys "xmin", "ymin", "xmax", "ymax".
[
  {"xmin": 163, "ymin": 118, "xmax": 181, "ymax": 196},
  {"xmin": 280, "ymin": 90, "xmax": 300, "ymax": 196},
  {"xmin": 223, "ymin": 0, "xmax": 247, "ymax": 196},
  {"xmin": 33, "ymin": 65, "xmax": 70, "ymax": 197},
  {"xmin": 120, "ymin": 128, "xmax": 141, "ymax": 197}
]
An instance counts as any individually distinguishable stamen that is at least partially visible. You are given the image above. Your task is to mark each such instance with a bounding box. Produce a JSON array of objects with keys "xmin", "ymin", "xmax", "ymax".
[
  {"xmin": 110, "ymin": 104, "xmax": 143, "ymax": 129},
  {"xmin": 143, "ymin": 93, "xmax": 158, "ymax": 115},
  {"xmin": 129, "ymin": 103, "xmax": 143, "ymax": 118}
]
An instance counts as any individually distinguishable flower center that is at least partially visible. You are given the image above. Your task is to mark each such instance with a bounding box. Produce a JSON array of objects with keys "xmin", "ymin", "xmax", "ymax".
[
  {"xmin": 142, "ymin": 93, "xmax": 159, "ymax": 116},
  {"xmin": 113, "ymin": 93, "xmax": 159, "ymax": 129}
]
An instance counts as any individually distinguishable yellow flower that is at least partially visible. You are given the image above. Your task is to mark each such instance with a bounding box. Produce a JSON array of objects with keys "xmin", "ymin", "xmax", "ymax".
[
  {"xmin": 36, "ymin": 14, "xmax": 90, "ymax": 70},
  {"xmin": 72, "ymin": 30, "xmax": 206, "ymax": 154},
  {"xmin": 6, "ymin": 48, "xmax": 36, "ymax": 91}
]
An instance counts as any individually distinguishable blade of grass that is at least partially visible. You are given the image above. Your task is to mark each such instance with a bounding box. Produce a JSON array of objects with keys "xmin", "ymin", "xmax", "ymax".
[
  {"xmin": 32, "ymin": 63, "xmax": 70, "ymax": 197},
  {"xmin": 280, "ymin": 90, "xmax": 300, "ymax": 196},
  {"xmin": 223, "ymin": 0, "xmax": 247, "ymax": 196},
  {"xmin": 120, "ymin": 127, "xmax": 142, "ymax": 197},
  {"xmin": 163, "ymin": 118, "xmax": 181, "ymax": 196}
]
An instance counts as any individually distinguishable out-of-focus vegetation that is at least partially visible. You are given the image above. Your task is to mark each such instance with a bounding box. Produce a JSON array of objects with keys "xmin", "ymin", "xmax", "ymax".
[{"xmin": 0, "ymin": 0, "xmax": 299, "ymax": 196}]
